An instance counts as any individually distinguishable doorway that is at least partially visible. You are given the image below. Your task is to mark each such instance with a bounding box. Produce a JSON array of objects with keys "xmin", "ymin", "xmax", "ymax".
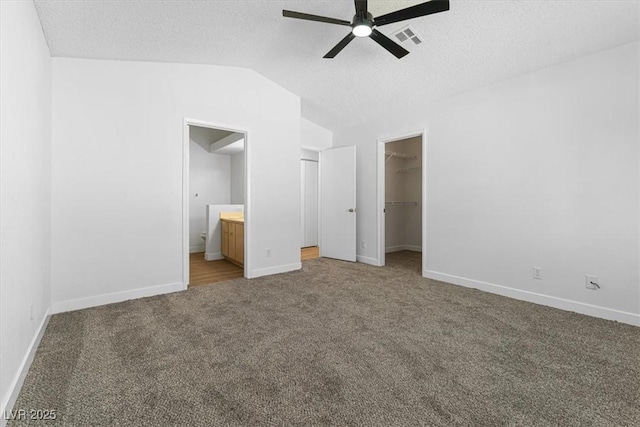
[
  {"xmin": 377, "ymin": 131, "xmax": 427, "ymax": 274},
  {"xmin": 301, "ymin": 149, "xmax": 320, "ymax": 261},
  {"xmin": 300, "ymin": 145, "xmax": 357, "ymax": 263},
  {"xmin": 183, "ymin": 119, "xmax": 249, "ymax": 287}
]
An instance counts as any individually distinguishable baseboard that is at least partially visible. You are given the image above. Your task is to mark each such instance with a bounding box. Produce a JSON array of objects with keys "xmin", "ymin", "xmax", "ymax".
[
  {"xmin": 51, "ymin": 282, "xmax": 186, "ymax": 314},
  {"xmin": 386, "ymin": 245, "xmax": 422, "ymax": 253},
  {"xmin": 248, "ymin": 262, "xmax": 301, "ymax": 279},
  {"xmin": 423, "ymin": 270, "xmax": 640, "ymax": 327},
  {"xmin": 204, "ymin": 252, "xmax": 223, "ymax": 261},
  {"xmin": 356, "ymin": 255, "xmax": 380, "ymax": 266},
  {"xmin": 1, "ymin": 309, "xmax": 51, "ymax": 427},
  {"xmin": 189, "ymin": 245, "xmax": 205, "ymax": 254}
]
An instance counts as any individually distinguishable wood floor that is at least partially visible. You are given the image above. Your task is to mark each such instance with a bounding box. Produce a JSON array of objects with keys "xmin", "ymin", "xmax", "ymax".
[
  {"xmin": 301, "ymin": 246, "xmax": 320, "ymax": 261},
  {"xmin": 189, "ymin": 253, "xmax": 243, "ymax": 286},
  {"xmin": 189, "ymin": 246, "xmax": 320, "ymax": 287}
]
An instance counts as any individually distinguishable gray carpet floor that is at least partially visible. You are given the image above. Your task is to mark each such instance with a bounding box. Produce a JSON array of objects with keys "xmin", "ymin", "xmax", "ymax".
[{"xmin": 9, "ymin": 252, "xmax": 640, "ymax": 426}]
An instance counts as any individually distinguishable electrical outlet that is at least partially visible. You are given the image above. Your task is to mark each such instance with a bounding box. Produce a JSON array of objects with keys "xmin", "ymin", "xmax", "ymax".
[
  {"xmin": 266, "ymin": 248, "xmax": 271, "ymax": 257},
  {"xmin": 585, "ymin": 275, "xmax": 599, "ymax": 290},
  {"xmin": 533, "ymin": 267, "xmax": 542, "ymax": 280},
  {"xmin": 361, "ymin": 241, "xmax": 366, "ymax": 249}
]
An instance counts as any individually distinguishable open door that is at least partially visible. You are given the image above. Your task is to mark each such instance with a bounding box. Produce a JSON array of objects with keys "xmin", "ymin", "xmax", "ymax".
[{"xmin": 321, "ymin": 146, "xmax": 356, "ymax": 261}]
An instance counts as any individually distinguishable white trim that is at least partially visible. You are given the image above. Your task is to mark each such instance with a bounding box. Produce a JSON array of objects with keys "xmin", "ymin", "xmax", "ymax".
[
  {"xmin": 1, "ymin": 310, "xmax": 51, "ymax": 427},
  {"xmin": 243, "ymin": 127, "xmax": 252, "ymax": 278},
  {"xmin": 423, "ymin": 270, "xmax": 640, "ymax": 327},
  {"xmin": 377, "ymin": 141, "xmax": 384, "ymax": 265},
  {"xmin": 317, "ymin": 150, "xmax": 323, "ymax": 256},
  {"xmin": 182, "ymin": 121, "xmax": 190, "ymax": 289},
  {"xmin": 377, "ymin": 129, "xmax": 428, "ymax": 271},
  {"xmin": 51, "ymin": 282, "xmax": 185, "ymax": 314},
  {"xmin": 183, "ymin": 118, "xmax": 250, "ymax": 285},
  {"xmin": 204, "ymin": 252, "xmax": 224, "ymax": 261},
  {"xmin": 385, "ymin": 245, "xmax": 422, "ymax": 253},
  {"xmin": 421, "ymin": 130, "xmax": 428, "ymax": 275},
  {"xmin": 356, "ymin": 255, "xmax": 379, "ymax": 266},
  {"xmin": 248, "ymin": 262, "xmax": 301, "ymax": 279}
]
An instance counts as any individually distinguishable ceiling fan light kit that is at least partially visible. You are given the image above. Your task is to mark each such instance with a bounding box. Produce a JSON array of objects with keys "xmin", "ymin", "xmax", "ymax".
[
  {"xmin": 283, "ymin": 0, "xmax": 450, "ymax": 59},
  {"xmin": 352, "ymin": 12, "xmax": 373, "ymax": 37}
]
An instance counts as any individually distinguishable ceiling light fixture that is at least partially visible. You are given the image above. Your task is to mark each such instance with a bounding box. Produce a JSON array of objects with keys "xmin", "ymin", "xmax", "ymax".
[
  {"xmin": 352, "ymin": 11, "xmax": 373, "ymax": 38},
  {"xmin": 352, "ymin": 23, "xmax": 372, "ymax": 37}
]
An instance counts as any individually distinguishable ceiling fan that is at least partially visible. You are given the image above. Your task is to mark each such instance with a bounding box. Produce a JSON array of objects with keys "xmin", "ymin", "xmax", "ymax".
[{"xmin": 282, "ymin": 0, "xmax": 450, "ymax": 59}]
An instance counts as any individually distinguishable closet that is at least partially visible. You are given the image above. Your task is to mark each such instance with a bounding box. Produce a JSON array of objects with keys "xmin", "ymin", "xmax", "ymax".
[{"xmin": 385, "ymin": 137, "xmax": 422, "ymax": 253}]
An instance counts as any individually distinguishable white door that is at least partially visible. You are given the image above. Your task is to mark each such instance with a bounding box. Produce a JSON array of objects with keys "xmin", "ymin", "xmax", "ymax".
[{"xmin": 321, "ymin": 146, "xmax": 356, "ymax": 261}]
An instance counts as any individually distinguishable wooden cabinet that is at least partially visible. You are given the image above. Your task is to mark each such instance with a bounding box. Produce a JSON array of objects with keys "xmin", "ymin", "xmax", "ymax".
[
  {"xmin": 236, "ymin": 223, "xmax": 244, "ymax": 265},
  {"xmin": 221, "ymin": 220, "xmax": 230, "ymax": 257},
  {"xmin": 221, "ymin": 219, "xmax": 244, "ymax": 267}
]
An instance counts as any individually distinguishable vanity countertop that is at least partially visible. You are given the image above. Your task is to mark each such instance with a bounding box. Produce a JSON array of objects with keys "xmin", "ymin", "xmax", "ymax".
[{"xmin": 220, "ymin": 213, "xmax": 244, "ymax": 224}]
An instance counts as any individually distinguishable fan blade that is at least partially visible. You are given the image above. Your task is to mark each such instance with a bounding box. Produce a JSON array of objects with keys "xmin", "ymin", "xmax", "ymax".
[
  {"xmin": 374, "ymin": 0, "xmax": 449, "ymax": 26},
  {"xmin": 355, "ymin": 0, "xmax": 367, "ymax": 15},
  {"xmin": 324, "ymin": 33, "xmax": 356, "ymax": 58},
  {"xmin": 283, "ymin": 10, "xmax": 351, "ymax": 26},
  {"xmin": 369, "ymin": 29, "xmax": 409, "ymax": 58}
]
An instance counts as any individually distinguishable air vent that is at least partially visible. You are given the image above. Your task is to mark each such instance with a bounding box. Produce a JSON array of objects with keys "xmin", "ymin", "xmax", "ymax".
[{"xmin": 392, "ymin": 26, "xmax": 423, "ymax": 46}]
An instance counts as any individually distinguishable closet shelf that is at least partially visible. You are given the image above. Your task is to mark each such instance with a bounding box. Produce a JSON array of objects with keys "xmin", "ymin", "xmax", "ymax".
[
  {"xmin": 385, "ymin": 201, "xmax": 418, "ymax": 206},
  {"xmin": 396, "ymin": 166, "xmax": 421, "ymax": 173},
  {"xmin": 385, "ymin": 151, "xmax": 417, "ymax": 163},
  {"xmin": 385, "ymin": 151, "xmax": 416, "ymax": 160}
]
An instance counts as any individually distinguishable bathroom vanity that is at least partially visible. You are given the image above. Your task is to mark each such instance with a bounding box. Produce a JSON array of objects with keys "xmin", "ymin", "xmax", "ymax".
[{"xmin": 220, "ymin": 213, "xmax": 244, "ymax": 267}]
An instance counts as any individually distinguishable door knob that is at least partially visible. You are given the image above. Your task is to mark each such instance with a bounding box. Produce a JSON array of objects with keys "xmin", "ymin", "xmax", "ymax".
[{"xmin": 348, "ymin": 208, "xmax": 355, "ymax": 212}]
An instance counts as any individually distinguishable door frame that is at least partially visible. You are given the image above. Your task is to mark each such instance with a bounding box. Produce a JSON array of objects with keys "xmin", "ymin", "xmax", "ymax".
[
  {"xmin": 182, "ymin": 118, "xmax": 250, "ymax": 286},
  {"xmin": 376, "ymin": 129, "xmax": 428, "ymax": 274},
  {"xmin": 301, "ymin": 147, "xmax": 322, "ymax": 253}
]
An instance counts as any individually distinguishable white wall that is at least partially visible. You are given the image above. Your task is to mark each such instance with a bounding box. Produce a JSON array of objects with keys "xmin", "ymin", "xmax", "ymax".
[
  {"xmin": 189, "ymin": 139, "xmax": 230, "ymax": 252},
  {"xmin": 301, "ymin": 160, "xmax": 319, "ymax": 247},
  {"xmin": 301, "ymin": 118, "xmax": 332, "ymax": 151},
  {"xmin": 334, "ymin": 42, "xmax": 640, "ymax": 325},
  {"xmin": 0, "ymin": 0, "xmax": 52, "ymax": 419},
  {"xmin": 230, "ymin": 152, "xmax": 244, "ymax": 204},
  {"xmin": 301, "ymin": 149, "xmax": 320, "ymax": 161},
  {"xmin": 51, "ymin": 58, "xmax": 301, "ymax": 309}
]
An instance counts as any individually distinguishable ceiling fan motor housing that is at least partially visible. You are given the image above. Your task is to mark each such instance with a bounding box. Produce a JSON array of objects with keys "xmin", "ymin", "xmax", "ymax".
[{"xmin": 352, "ymin": 12, "xmax": 374, "ymax": 37}]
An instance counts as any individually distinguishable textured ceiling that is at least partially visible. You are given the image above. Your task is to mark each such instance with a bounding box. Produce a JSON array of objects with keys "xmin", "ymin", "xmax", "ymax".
[{"xmin": 34, "ymin": 0, "xmax": 640, "ymax": 130}]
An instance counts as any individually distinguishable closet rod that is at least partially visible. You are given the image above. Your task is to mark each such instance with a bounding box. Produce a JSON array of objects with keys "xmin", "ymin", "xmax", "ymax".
[
  {"xmin": 385, "ymin": 201, "xmax": 418, "ymax": 206},
  {"xmin": 385, "ymin": 151, "xmax": 417, "ymax": 160}
]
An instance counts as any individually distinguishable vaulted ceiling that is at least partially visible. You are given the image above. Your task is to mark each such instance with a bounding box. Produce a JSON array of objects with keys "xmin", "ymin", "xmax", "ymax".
[{"xmin": 34, "ymin": 0, "xmax": 640, "ymax": 130}]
